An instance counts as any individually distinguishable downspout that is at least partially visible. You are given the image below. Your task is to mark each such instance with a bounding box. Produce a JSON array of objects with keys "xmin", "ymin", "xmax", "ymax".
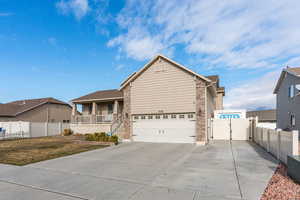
[{"xmin": 205, "ymin": 82, "xmax": 215, "ymax": 144}]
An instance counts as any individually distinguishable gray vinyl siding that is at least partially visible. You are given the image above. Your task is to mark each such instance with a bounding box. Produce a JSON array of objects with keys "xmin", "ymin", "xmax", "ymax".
[
  {"xmin": 130, "ymin": 58, "xmax": 196, "ymax": 114},
  {"xmin": 276, "ymin": 73, "xmax": 300, "ymax": 132}
]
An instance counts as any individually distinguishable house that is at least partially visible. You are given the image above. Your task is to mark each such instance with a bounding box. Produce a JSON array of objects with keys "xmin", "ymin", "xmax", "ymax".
[
  {"xmin": 71, "ymin": 55, "xmax": 225, "ymax": 144},
  {"xmin": 247, "ymin": 109, "xmax": 276, "ymax": 129},
  {"xmin": 246, "ymin": 109, "xmax": 276, "ymax": 123},
  {"xmin": 0, "ymin": 97, "xmax": 72, "ymax": 123},
  {"xmin": 274, "ymin": 67, "xmax": 300, "ymax": 133}
]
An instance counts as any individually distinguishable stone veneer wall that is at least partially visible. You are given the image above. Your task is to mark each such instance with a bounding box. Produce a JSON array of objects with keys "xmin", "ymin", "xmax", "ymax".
[
  {"xmin": 195, "ymin": 78, "xmax": 207, "ymax": 143},
  {"xmin": 122, "ymin": 85, "xmax": 131, "ymax": 139},
  {"xmin": 70, "ymin": 123, "xmax": 111, "ymax": 134}
]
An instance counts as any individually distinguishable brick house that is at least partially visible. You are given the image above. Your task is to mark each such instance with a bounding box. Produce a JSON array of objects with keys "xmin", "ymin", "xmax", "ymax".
[{"xmin": 71, "ymin": 55, "xmax": 225, "ymax": 144}]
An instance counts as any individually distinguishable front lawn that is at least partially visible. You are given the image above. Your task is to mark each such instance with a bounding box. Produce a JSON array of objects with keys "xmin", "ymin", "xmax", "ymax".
[{"xmin": 0, "ymin": 135, "xmax": 109, "ymax": 166}]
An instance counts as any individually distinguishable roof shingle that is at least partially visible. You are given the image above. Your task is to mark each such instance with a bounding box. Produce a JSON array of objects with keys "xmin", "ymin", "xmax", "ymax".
[
  {"xmin": 287, "ymin": 67, "xmax": 300, "ymax": 76},
  {"xmin": 0, "ymin": 97, "xmax": 70, "ymax": 117},
  {"xmin": 71, "ymin": 89, "xmax": 123, "ymax": 102}
]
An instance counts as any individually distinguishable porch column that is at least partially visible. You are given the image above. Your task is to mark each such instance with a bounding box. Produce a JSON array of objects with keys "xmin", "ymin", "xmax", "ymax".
[
  {"xmin": 113, "ymin": 100, "xmax": 119, "ymax": 120},
  {"xmin": 92, "ymin": 102, "xmax": 96, "ymax": 115},
  {"xmin": 72, "ymin": 103, "xmax": 77, "ymax": 116},
  {"xmin": 91, "ymin": 102, "xmax": 96, "ymax": 123}
]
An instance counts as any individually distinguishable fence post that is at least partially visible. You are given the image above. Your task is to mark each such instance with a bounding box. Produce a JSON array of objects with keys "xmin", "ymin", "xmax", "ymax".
[
  {"xmin": 28, "ymin": 122, "xmax": 32, "ymax": 138},
  {"xmin": 267, "ymin": 129, "xmax": 270, "ymax": 152},
  {"xmin": 277, "ymin": 130, "xmax": 281, "ymax": 160},
  {"xmin": 260, "ymin": 128, "xmax": 263, "ymax": 146},
  {"xmin": 292, "ymin": 130, "xmax": 299, "ymax": 156},
  {"xmin": 59, "ymin": 122, "xmax": 62, "ymax": 135},
  {"xmin": 45, "ymin": 122, "xmax": 48, "ymax": 136}
]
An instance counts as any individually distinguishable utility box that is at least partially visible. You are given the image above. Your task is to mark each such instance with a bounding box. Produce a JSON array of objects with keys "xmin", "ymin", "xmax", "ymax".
[{"xmin": 287, "ymin": 155, "xmax": 300, "ymax": 183}]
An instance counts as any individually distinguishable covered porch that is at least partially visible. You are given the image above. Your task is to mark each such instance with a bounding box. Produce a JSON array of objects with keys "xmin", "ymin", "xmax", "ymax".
[{"xmin": 71, "ymin": 89, "xmax": 124, "ymax": 124}]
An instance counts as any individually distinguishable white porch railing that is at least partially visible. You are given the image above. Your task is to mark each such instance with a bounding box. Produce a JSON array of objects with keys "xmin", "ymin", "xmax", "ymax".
[
  {"xmin": 72, "ymin": 114, "xmax": 113, "ymax": 124},
  {"xmin": 96, "ymin": 115, "xmax": 113, "ymax": 123}
]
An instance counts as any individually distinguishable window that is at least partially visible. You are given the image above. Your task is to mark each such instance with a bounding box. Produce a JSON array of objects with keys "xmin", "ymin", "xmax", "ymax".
[
  {"xmin": 155, "ymin": 115, "xmax": 161, "ymax": 119},
  {"xmin": 188, "ymin": 114, "xmax": 194, "ymax": 119},
  {"xmin": 171, "ymin": 114, "xmax": 177, "ymax": 119},
  {"xmin": 163, "ymin": 114, "xmax": 168, "ymax": 119},
  {"xmin": 134, "ymin": 116, "xmax": 139, "ymax": 120},
  {"xmin": 63, "ymin": 120, "xmax": 70, "ymax": 123},
  {"xmin": 148, "ymin": 115, "xmax": 153, "ymax": 119},
  {"xmin": 179, "ymin": 114, "xmax": 185, "ymax": 119},
  {"xmin": 108, "ymin": 104, "xmax": 113, "ymax": 114},
  {"xmin": 289, "ymin": 85, "xmax": 295, "ymax": 98},
  {"xmin": 141, "ymin": 115, "xmax": 146, "ymax": 119},
  {"xmin": 291, "ymin": 114, "xmax": 296, "ymax": 127}
]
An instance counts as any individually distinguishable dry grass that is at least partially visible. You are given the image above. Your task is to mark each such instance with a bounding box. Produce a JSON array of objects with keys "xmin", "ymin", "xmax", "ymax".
[{"xmin": 0, "ymin": 136, "xmax": 109, "ymax": 166}]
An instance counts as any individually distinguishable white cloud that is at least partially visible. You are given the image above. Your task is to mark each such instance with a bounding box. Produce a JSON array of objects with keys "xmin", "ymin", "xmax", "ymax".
[
  {"xmin": 108, "ymin": 0, "xmax": 300, "ymax": 69},
  {"xmin": 224, "ymin": 70, "xmax": 281, "ymax": 110},
  {"xmin": 56, "ymin": 0, "xmax": 89, "ymax": 20}
]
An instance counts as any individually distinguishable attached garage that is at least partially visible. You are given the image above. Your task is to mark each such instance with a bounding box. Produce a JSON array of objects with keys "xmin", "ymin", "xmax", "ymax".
[
  {"xmin": 120, "ymin": 55, "xmax": 225, "ymax": 144},
  {"xmin": 132, "ymin": 113, "xmax": 196, "ymax": 143}
]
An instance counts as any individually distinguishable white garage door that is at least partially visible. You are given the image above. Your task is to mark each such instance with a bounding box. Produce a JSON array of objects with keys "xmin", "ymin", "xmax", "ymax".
[{"xmin": 132, "ymin": 114, "xmax": 195, "ymax": 143}]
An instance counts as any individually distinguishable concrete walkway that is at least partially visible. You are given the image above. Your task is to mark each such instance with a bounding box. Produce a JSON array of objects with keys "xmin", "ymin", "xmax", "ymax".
[{"xmin": 0, "ymin": 141, "xmax": 278, "ymax": 200}]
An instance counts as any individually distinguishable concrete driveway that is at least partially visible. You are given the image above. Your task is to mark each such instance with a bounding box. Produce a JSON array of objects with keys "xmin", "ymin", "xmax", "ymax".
[{"xmin": 0, "ymin": 141, "xmax": 277, "ymax": 200}]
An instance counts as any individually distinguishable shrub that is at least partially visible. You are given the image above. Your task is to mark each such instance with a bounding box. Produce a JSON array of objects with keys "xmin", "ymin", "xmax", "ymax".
[
  {"xmin": 85, "ymin": 134, "xmax": 94, "ymax": 141},
  {"xmin": 84, "ymin": 133, "xmax": 118, "ymax": 145},
  {"xmin": 110, "ymin": 135, "xmax": 119, "ymax": 145},
  {"xmin": 62, "ymin": 129, "xmax": 73, "ymax": 136}
]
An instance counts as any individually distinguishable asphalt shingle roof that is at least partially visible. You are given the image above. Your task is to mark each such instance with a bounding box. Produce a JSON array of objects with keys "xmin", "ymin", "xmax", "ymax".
[
  {"xmin": 0, "ymin": 97, "xmax": 70, "ymax": 117},
  {"xmin": 71, "ymin": 89, "xmax": 123, "ymax": 102}
]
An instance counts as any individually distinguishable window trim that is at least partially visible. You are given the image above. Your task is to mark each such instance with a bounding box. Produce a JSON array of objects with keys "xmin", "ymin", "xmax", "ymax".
[
  {"xmin": 291, "ymin": 114, "xmax": 296, "ymax": 127},
  {"xmin": 289, "ymin": 85, "xmax": 295, "ymax": 98},
  {"xmin": 179, "ymin": 114, "xmax": 185, "ymax": 119}
]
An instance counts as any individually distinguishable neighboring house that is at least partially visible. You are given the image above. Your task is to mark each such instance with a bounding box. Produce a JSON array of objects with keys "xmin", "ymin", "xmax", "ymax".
[
  {"xmin": 71, "ymin": 55, "xmax": 225, "ymax": 144},
  {"xmin": 274, "ymin": 67, "xmax": 300, "ymax": 133},
  {"xmin": 247, "ymin": 109, "xmax": 276, "ymax": 129},
  {"xmin": 247, "ymin": 109, "xmax": 276, "ymax": 123},
  {"xmin": 0, "ymin": 97, "xmax": 72, "ymax": 123}
]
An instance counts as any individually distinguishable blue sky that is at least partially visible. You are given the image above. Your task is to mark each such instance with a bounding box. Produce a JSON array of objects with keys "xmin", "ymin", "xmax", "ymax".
[{"xmin": 1, "ymin": 0, "xmax": 300, "ymax": 110}]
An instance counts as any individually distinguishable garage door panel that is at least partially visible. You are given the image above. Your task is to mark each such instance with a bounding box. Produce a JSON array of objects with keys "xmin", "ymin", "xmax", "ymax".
[{"xmin": 132, "ymin": 118, "xmax": 195, "ymax": 143}]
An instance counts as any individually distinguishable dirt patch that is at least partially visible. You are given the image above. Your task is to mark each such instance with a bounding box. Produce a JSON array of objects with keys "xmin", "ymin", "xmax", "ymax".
[
  {"xmin": 261, "ymin": 164, "xmax": 300, "ymax": 200},
  {"xmin": 0, "ymin": 135, "xmax": 110, "ymax": 166}
]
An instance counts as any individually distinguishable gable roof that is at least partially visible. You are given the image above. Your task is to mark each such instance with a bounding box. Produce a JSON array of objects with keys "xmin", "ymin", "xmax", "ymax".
[
  {"xmin": 120, "ymin": 54, "xmax": 211, "ymax": 90},
  {"xmin": 206, "ymin": 75, "xmax": 219, "ymax": 83},
  {"xmin": 0, "ymin": 97, "xmax": 70, "ymax": 117},
  {"xmin": 71, "ymin": 89, "xmax": 123, "ymax": 103},
  {"xmin": 274, "ymin": 67, "xmax": 300, "ymax": 94}
]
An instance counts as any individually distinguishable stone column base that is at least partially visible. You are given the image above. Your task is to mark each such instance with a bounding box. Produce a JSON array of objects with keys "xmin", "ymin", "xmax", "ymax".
[
  {"xmin": 122, "ymin": 139, "xmax": 132, "ymax": 142},
  {"xmin": 196, "ymin": 141, "xmax": 207, "ymax": 146}
]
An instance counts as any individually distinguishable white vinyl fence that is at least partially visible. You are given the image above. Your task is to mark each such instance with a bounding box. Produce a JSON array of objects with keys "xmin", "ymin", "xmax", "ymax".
[
  {"xmin": 0, "ymin": 121, "xmax": 70, "ymax": 140},
  {"xmin": 253, "ymin": 127, "xmax": 299, "ymax": 164}
]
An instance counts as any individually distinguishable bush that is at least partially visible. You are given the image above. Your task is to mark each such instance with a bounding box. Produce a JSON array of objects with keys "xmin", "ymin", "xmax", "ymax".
[
  {"xmin": 62, "ymin": 129, "xmax": 73, "ymax": 136},
  {"xmin": 110, "ymin": 135, "xmax": 119, "ymax": 145},
  {"xmin": 84, "ymin": 132, "xmax": 118, "ymax": 145},
  {"xmin": 85, "ymin": 134, "xmax": 95, "ymax": 141}
]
